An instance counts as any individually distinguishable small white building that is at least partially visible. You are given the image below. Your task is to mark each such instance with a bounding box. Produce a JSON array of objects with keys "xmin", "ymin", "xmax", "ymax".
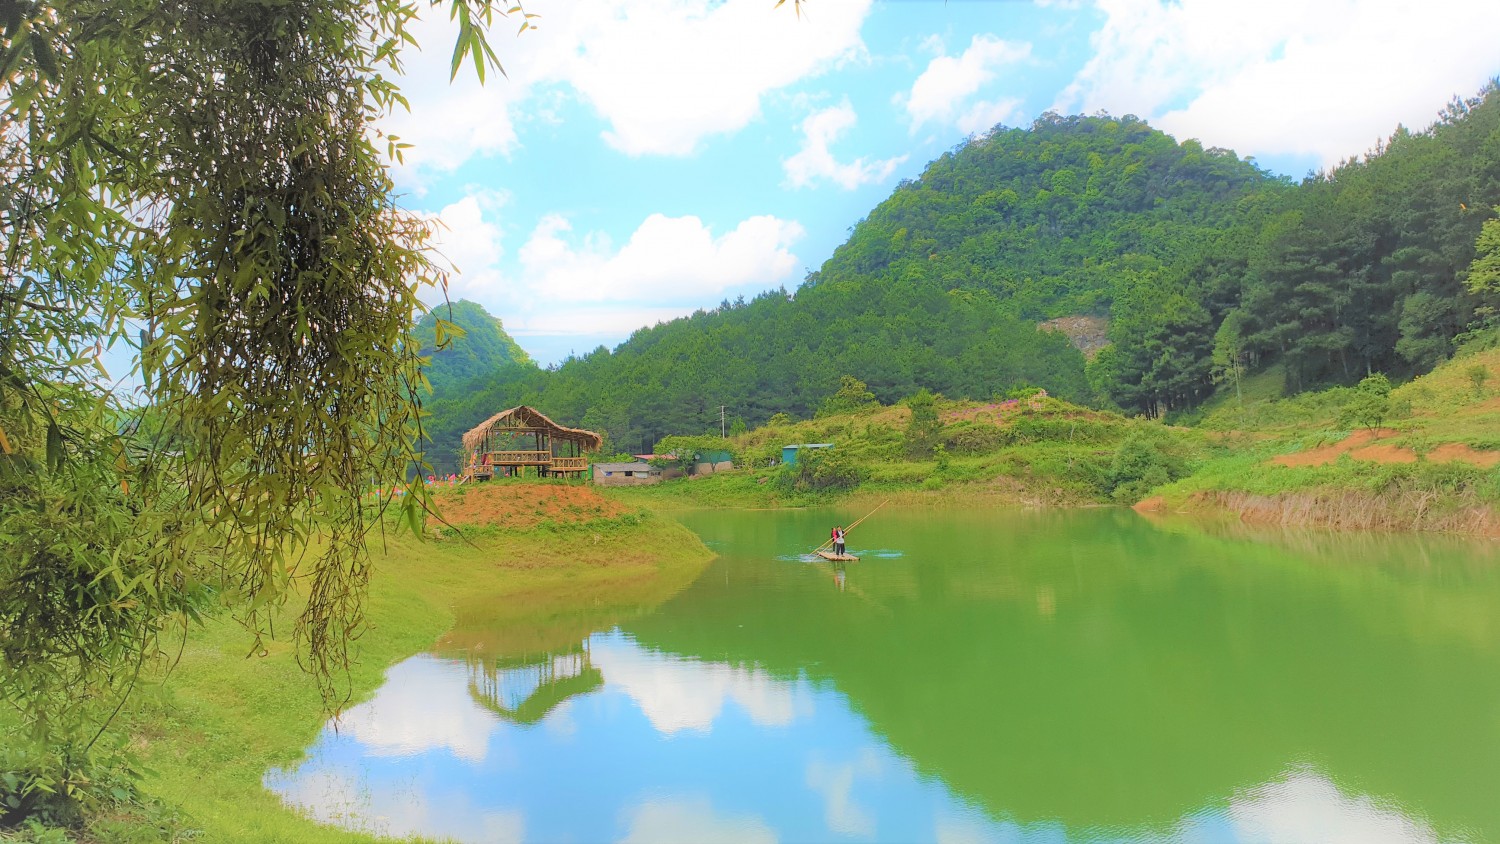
[{"xmin": 592, "ymin": 461, "xmax": 663, "ymax": 486}]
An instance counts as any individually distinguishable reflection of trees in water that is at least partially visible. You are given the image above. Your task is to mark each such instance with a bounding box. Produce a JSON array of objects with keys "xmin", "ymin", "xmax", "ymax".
[
  {"xmin": 642, "ymin": 508, "xmax": 1500, "ymax": 838},
  {"xmin": 465, "ymin": 641, "xmax": 602, "ymax": 725}
]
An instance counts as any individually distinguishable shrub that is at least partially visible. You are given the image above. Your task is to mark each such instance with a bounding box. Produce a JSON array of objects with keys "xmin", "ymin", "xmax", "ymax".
[
  {"xmin": 903, "ymin": 389, "xmax": 941, "ymax": 458},
  {"xmin": 817, "ymin": 376, "xmax": 879, "ymax": 418},
  {"xmin": 1467, "ymin": 363, "xmax": 1490, "ymax": 397},
  {"xmin": 1338, "ymin": 373, "xmax": 1392, "ymax": 430},
  {"xmin": 943, "ymin": 421, "xmax": 1006, "ymax": 454},
  {"xmin": 776, "ymin": 447, "xmax": 866, "ymax": 493},
  {"xmin": 1108, "ymin": 430, "xmax": 1188, "ymax": 503}
]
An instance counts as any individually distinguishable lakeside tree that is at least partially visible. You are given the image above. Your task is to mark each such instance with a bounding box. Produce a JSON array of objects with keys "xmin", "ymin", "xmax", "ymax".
[
  {"xmin": 0, "ymin": 0, "xmax": 528, "ymax": 819},
  {"xmin": 903, "ymin": 389, "xmax": 942, "ymax": 458},
  {"xmin": 1340, "ymin": 373, "xmax": 1394, "ymax": 430}
]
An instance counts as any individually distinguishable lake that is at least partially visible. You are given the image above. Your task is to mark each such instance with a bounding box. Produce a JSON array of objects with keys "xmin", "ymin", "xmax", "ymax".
[{"xmin": 267, "ymin": 506, "xmax": 1500, "ymax": 843}]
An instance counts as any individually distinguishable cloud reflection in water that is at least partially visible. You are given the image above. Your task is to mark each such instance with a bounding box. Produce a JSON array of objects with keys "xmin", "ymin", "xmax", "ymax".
[{"xmin": 268, "ymin": 630, "xmax": 1457, "ymax": 844}]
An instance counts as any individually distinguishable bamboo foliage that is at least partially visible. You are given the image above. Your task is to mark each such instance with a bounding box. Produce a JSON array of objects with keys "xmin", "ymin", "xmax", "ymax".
[{"xmin": 0, "ymin": 0, "xmax": 534, "ymax": 818}]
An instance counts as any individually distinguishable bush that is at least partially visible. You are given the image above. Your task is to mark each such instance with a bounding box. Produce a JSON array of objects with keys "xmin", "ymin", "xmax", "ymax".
[
  {"xmin": 776, "ymin": 447, "xmax": 867, "ymax": 493},
  {"xmin": 943, "ymin": 421, "xmax": 1006, "ymax": 454},
  {"xmin": 1108, "ymin": 430, "xmax": 1188, "ymax": 503},
  {"xmin": 817, "ymin": 375, "xmax": 880, "ymax": 418},
  {"xmin": 903, "ymin": 389, "xmax": 941, "ymax": 458},
  {"xmin": 1338, "ymin": 373, "xmax": 1392, "ymax": 430}
]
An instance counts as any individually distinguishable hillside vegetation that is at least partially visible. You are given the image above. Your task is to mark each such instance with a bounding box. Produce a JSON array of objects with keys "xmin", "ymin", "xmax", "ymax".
[
  {"xmin": 614, "ymin": 385, "xmax": 1208, "ymax": 510},
  {"xmin": 1147, "ymin": 341, "xmax": 1500, "ymax": 533},
  {"xmin": 415, "ymin": 299, "xmax": 534, "ymax": 395},
  {"xmin": 423, "ymin": 84, "xmax": 1500, "ymax": 474}
]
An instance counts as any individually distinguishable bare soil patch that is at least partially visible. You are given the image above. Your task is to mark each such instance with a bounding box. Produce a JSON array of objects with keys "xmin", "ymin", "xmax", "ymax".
[
  {"xmin": 1133, "ymin": 495, "xmax": 1166, "ymax": 513},
  {"xmin": 1039, "ymin": 315, "xmax": 1109, "ymax": 358},
  {"xmin": 1272, "ymin": 429, "xmax": 1410, "ymax": 467},
  {"xmin": 1428, "ymin": 443, "xmax": 1500, "ymax": 468},
  {"xmin": 431, "ymin": 482, "xmax": 628, "ymax": 530},
  {"xmin": 1347, "ymin": 442, "xmax": 1418, "ymax": 464}
]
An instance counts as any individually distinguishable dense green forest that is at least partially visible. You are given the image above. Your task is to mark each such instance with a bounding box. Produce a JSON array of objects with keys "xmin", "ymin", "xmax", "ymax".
[{"xmin": 421, "ymin": 85, "xmax": 1500, "ymax": 473}]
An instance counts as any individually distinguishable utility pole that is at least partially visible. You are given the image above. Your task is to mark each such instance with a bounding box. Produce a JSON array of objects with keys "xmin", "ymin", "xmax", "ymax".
[{"xmin": 720, "ymin": 405, "xmax": 727, "ymax": 438}]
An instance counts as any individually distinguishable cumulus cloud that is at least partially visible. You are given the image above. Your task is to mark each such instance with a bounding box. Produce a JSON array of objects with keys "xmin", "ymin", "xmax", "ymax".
[
  {"xmin": 421, "ymin": 189, "xmax": 509, "ymax": 302},
  {"xmin": 554, "ymin": 0, "xmax": 873, "ymax": 156},
  {"xmin": 591, "ymin": 635, "xmax": 813, "ymax": 735},
  {"xmin": 1055, "ymin": 0, "xmax": 1500, "ymax": 167},
  {"xmin": 956, "ymin": 97, "xmax": 1025, "ymax": 137},
  {"xmin": 385, "ymin": 0, "xmax": 874, "ymax": 182},
  {"xmin": 805, "ymin": 750, "xmax": 883, "ymax": 838},
  {"xmin": 517, "ymin": 212, "xmax": 804, "ymax": 305},
  {"xmin": 407, "ymin": 190, "xmax": 806, "ymax": 352},
  {"xmin": 1224, "ymin": 769, "xmax": 1439, "ymax": 844},
  {"xmin": 783, "ymin": 101, "xmax": 907, "ymax": 190},
  {"xmin": 900, "ymin": 34, "xmax": 1032, "ymax": 130},
  {"xmin": 619, "ymin": 798, "xmax": 778, "ymax": 844},
  {"xmin": 268, "ymin": 762, "xmax": 526, "ymax": 843},
  {"xmin": 332, "ymin": 656, "xmax": 501, "ymax": 763}
]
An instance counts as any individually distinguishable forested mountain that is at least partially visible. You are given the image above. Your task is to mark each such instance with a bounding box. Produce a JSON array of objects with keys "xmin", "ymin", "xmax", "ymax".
[
  {"xmin": 811, "ymin": 112, "xmax": 1279, "ymax": 318},
  {"xmin": 415, "ymin": 299, "xmax": 534, "ymax": 396},
  {"xmin": 1098, "ymin": 86, "xmax": 1500, "ymax": 412},
  {"xmin": 422, "ymin": 85, "xmax": 1500, "ymax": 471}
]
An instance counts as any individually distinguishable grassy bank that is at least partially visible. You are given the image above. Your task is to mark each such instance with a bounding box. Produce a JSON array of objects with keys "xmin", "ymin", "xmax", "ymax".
[
  {"xmin": 6, "ymin": 484, "xmax": 712, "ymax": 843},
  {"xmin": 1146, "ymin": 346, "xmax": 1500, "ymax": 533},
  {"xmin": 619, "ymin": 345, "xmax": 1500, "ymax": 537},
  {"xmin": 616, "ymin": 394, "xmax": 1207, "ymax": 511}
]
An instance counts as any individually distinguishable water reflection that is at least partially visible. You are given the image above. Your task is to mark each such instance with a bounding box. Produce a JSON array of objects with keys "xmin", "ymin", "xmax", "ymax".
[
  {"xmin": 269, "ymin": 507, "xmax": 1499, "ymax": 842},
  {"xmin": 469, "ymin": 643, "xmax": 603, "ymax": 726},
  {"xmin": 269, "ymin": 635, "xmax": 1471, "ymax": 843}
]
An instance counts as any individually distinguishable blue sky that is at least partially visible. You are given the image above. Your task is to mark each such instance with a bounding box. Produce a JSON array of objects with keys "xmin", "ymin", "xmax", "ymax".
[{"xmin": 389, "ymin": 0, "xmax": 1500, "ymax": 366}]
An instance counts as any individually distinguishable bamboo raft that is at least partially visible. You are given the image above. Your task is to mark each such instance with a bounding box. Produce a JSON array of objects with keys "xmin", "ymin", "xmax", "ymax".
[{"xmin": 816, "ymin": 551, "xmax": 859, "ymax": 562}]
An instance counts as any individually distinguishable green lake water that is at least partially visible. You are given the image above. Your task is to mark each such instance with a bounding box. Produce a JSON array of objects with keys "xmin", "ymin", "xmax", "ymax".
[{"xmin": 268, "ymin": 507, "xmax": 1500, "ymax": 842}]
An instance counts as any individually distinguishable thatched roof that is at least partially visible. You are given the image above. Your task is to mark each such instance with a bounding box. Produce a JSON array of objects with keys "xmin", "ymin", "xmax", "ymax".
[{"xmin": 461, "ymin": 405, "xmax": 603, "ymax": 452}]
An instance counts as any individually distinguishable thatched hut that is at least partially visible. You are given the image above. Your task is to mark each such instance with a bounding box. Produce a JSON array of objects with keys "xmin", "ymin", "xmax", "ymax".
[{"xmin": 461, "ymin": 405, "xmax": 602, "ymax": 480}]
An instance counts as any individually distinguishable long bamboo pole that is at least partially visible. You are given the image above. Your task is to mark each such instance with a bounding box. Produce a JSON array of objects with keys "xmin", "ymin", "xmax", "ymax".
[{"xmin": 813, "ymin": 499, "xmax": 890, "ymax": 554}]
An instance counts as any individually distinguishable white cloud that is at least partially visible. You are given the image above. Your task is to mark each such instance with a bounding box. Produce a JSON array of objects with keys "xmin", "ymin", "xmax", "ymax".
[
  {"xmin": 805, "ymin": 749, "xmax": 883, "ymax": 838},
  {"xmin": 957, "ymin": 97, "xmax": 1024, "ymax": 137},
  {"xmin": 556, "ymin": 0, "xmax": 873, "ymax": 156},
  {"xmin": 1056, "ymin": 0, "xmax": 1500, "ymax": 167},
  {"xmin": 408, "ymin": 191, "xmax": 805, "ymax": 355},
  {"xmin": 591, "ymin": 635, "xmax": 813, "ymax": 735},
  {"xmin": 378, "ymin": 6, "xmax": 557, "ymax": 191},
  {"xmin": 332, "ymin": 656, "xmax": 501, "ymax": 763},
  {"xmin": 421, "ymin": 189, "xmax": 509, "ymax": 302},
  {"xmin": 783, "ymin": 101, "xmax": 907, "ymax": 190},
  {"xmin": 518, "ymin": 212, "xmax": 804, "ymax": 305},
  {"xmin": 1224, "ymin": 769, "xmax": 1440, "ymax": 844},
  {"xmin": 267, "ymin": 763, "xmax": 526, "ymax": 844},
  {"xmin": 386, "ymin": 0, "xmax": 875, "ymax": 181},
  {"xmin": 900, "ymin": 35, "xmax": 1032, "ymax": 130},
  {"xmin": 619, "ymin": 798, "xmax": 778, "ymax": 844}
]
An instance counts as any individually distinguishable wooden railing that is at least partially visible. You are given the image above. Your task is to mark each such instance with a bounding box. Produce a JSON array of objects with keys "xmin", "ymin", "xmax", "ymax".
[
  {"xmin": 487, "ymin": 450, "xmax": 552, "ymax": 465},
  {"xmin": 550, "ymin": 456, "xmax": 588, "ymax": 471}
]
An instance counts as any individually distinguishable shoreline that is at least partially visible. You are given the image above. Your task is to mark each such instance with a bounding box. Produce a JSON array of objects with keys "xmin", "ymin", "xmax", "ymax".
[{"xmin": 113, "ymin": 490, "xmax": 714, "ymax": 843}]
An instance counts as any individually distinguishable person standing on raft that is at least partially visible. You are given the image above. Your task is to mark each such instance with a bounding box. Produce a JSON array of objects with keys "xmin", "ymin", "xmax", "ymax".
[{"xmin": 832, "ymin": 526, "xmax": 847, "ymax": 557}]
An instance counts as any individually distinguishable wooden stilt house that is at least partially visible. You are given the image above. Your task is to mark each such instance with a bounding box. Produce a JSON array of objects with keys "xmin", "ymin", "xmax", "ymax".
[{"xmin": 461, "ymin": 405, "xmax": 602, "ymax": 481}]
